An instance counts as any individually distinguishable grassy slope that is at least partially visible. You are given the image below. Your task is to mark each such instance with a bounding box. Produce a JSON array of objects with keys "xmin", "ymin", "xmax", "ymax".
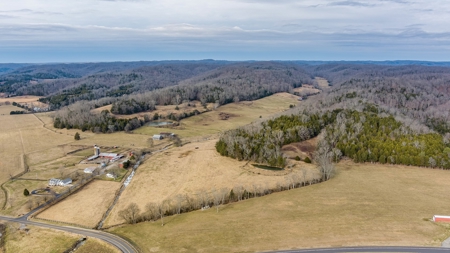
[
  {"xmin": 4, "ymin": 224, "xmax": 79, "ymax": 253},
  {"xmin": 110, "ymin": 162, "xmax": 450, "ymax": 253},
  {"xmin": 134, "ymin": 93, "xmax": 300, "ymax": 138}
]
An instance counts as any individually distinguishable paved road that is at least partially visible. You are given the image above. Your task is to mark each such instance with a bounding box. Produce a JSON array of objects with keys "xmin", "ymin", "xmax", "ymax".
[
  {"xmin": 269, "ymin": 246, "xmax": 449, "ymax": 253},
  {"xmin": 0, "ymin": 215, "xmax": 137, "ymax": 253}
]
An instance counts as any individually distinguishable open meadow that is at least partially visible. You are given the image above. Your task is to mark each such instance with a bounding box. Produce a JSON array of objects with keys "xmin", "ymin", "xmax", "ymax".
[
  {"xmin": 0, "ymin": 105, "xmax": 74, "ymax": 211},
  {"xmin": 104, "ymin": 139, "xmax": 320, "ymax": 227},
  {"xmin": 3, "ymin": 222, "xmax": 119, "ymax": 253},
  {"xmin": 110, "ymin": 161, "xmax": 450, "ymax": 252},
  {"xmin": 134, "ymin": 92, "xmax": 300, "ymax": 138},
  {"xmin": 37, "ymin": 180, "xmax": 122, "ymax": 228},
  {"xmin": 92, "ymin": 100, "xmax": 214, "ymax": 119}
]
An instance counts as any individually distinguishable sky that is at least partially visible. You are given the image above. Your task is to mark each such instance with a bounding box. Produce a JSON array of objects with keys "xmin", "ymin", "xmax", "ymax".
[{"xmin": 1, "ymin": 0, "xmax": 450, "ymax": 62}]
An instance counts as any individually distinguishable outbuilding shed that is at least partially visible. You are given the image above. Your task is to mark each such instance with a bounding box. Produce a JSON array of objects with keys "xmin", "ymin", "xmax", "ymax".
[{"xmin": 433, "ymin": 215, "xmax": 450, "ymax": 222}]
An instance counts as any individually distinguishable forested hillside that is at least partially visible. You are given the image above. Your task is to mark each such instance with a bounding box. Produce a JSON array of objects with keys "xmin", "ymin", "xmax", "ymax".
[{"xmin": 216, "ymin": 64, "xmax": 450, "ymax": 173}]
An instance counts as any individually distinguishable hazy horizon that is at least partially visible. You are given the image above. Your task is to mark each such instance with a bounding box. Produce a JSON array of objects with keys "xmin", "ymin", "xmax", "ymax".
[{"xmin": 1, "ymin": 0, "xmax": 450, "ymax": 62}]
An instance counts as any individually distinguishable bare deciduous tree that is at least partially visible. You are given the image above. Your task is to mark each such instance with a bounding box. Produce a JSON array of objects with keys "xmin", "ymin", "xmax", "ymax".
[{"xmin": 118, "ymin": 203, "xmax": 141, "ymax": 224}]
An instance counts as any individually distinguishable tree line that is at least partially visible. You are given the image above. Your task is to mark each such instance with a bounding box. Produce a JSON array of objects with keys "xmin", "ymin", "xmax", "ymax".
[{"xmin": 118, "ymin": 169, "xmax": 321, "ymax": 225}]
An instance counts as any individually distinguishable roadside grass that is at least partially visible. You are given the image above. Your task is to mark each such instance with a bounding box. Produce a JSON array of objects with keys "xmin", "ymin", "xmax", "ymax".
[
  {"xmin": 75, "ymin": 238, "xmax": 120, "ymax": 253},
  {"xmin": 4, "ymin": 223, "xmax": 80, "ymax": 253},
  {"xmin": 37, "ymin": 180, "xmax": 121, "ymax": 228},
  {"xmin": 110, "ymin": 162, "xmax": 450, "ymax": 253},
  {"xmin": 134, "ymin": 92, "xmax": 300, "ymax": 138}
]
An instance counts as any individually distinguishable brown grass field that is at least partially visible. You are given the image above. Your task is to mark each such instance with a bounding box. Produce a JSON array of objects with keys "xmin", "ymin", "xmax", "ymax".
[
  {"xmin": 104, "ymin": 139, "xmax": 319, "ymax": 227},
  {"xmin": 293, "ymin": 85, "xmax": 321, "ymax": 96},
  {"xmin": 316, "ymin": 77, "xmax": 330, "ymax": 88},
  {"xmin": 110, "ymin": 162, "xmax": 450, "ymax": 253},
  {"xmin": 92, "ymin": 100, "xmax": 214, "ymax": 119},
  {"xmin": 37, "ymin": 180, "xmax": 122, "ymax": 227},
  {"xmin": 134, "ymin": 92, "xmax": 300, "ymax": 138},
  {"xmin": 0, "ymin": 95, "xmax": 42, "ymax": 104},
  {"xmin": 4, "ymin": 222, "xmax": 120, "ymax": 253},
  {"xmin": 75, "ymin": 238, "xmax": 120, "ymax": 253},
  {"xmin": 0, "ymin": 109, "xmax": 73, "ymax": 203}
]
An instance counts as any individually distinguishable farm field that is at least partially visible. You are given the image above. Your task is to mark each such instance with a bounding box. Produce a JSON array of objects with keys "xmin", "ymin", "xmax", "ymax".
[
  {"xmin": 315, "ymin": 77, "xmax": 330, "ymax": 88},
  {"xmin": 92, "ymin": 100, "xmax": 214, "ymax": 119},
  {"xmin": 134, "ymin": 92, "xmax": 301, "ymax": 138},
  {"xmin": 4, "ymin": 222, "xmax": 119, "ymax": 253},
  {"xmin": 0, "ymin": 95, "xmax": 42, "ymax": 104},
  {"xmin": 110, "ymin": 162, "xmax": 450, "ymax": 253},
  {"xmin": 104, "ymin": 139, "xmax": 319, "ymax": 227},
  {"xmin": 0, "ymin": 109, "xmax": 73, "ymax": 191},
  {"xmin": 37, "ymin": 180, "xmax": 122, "ymax": 228}
]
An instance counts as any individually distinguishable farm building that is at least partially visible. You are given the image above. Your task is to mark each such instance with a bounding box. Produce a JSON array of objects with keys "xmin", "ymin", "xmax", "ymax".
[
  {"xmin": 88, "ymin": 145, "xmax": 122, "ymax": 161},
  {"xmin": 84, "ymin": 167, "xmax": 96, "ymax": 174},
  {"xmin": 153, "ymin": 134, "xmax": 163, "ymax": 140},
  {"xmin": 48, "ymin": 178, "xmax": 60, "ymax": 186},
  {"xmin": 48, "ymin": 178, "xmax": 72, "ymax": 187},
  {"xmin": 433, "ymin": 215, "xmax": 450, "ymax": 222},
  {"xmin": 160, "ymin": 132, "xmax": 175, "ymax": 137},
  {"xmin": 106, "ymin": 173, "xmax": 116, "ymax": 179}
]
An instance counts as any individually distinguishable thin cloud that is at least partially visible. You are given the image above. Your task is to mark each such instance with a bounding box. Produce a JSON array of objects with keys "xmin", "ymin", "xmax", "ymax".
[{"xmin": 328, "ymin": 1, "xmax": 375, "ymax": 7}]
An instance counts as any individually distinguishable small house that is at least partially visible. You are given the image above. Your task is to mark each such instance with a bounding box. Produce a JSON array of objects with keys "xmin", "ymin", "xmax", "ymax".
[
  {"xmin": 106, "ymin": 173, "xmax": 116, "ymax": 179},
  {"xmin": 153, "ymin": 134, "xmax": 163, "ymax": 140},
  {"xmin": 48, "ymin": 178, "xmax": 61, "ymax": 186},
  {"xmin": 60, "ymin": 178, "xmax": 72, "ymax": 186}
]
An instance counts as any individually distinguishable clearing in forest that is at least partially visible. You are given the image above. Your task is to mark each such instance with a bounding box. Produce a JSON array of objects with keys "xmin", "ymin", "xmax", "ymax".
[
  {"xmin": 92, "ymin": 100, "xmax": 214, "ymax": 120},
  {"xmin": 37, "ymin": 180, "xmax": 121, "ymax": 228},
  {"xmin": 134, "ymin": 92, "xmax": 300, "ymax": 138},
  {"xmin": 111, "ymin": 162, "xmax": 450, "ymax": 253}
]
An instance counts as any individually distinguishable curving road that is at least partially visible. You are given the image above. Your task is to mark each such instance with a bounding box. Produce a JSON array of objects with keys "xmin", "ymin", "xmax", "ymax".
[
  {"xmin": 0, "ymin": 215, "xmax": 137, "ymax": 253},
  {"xmin": 268, "ymin": 246, "xmax": 449, "ymax": 253}
]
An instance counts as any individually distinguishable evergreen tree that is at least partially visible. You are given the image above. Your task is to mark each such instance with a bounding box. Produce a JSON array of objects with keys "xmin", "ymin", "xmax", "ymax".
[
  {"xmin": 23, "ymin": 188, "xmax": 30, "ymax": 197},
  {"xmin": 74, "ymin": 132, "xmax": 81, "ymax": 140}
]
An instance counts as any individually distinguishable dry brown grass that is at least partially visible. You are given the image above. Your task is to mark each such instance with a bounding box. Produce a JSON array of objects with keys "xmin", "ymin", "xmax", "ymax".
[
  {"xmin": 4, "ymin": 222, "xmax": 120, "ymax": 253},
  {"xmin": 0, "ymin": 112, "xmax": 73, "ymax": 186},
  {"xmin": 4, "ymin": 223, "xmax": 79, "ymax": 253},
  {"xmin": 110, "ymin": 162, "xmax": 450, "ymax": 253},
  {"xmin": 37, "ymin": 180, "xmax": 121, "ymax": 227},
  {"xmin": 76, "ymin": 238, "xmax": 121, "ymax": 253},
  {"xmin": 0, "ymin": 96, "xmax": 42, "ymax": 104},
  {"xmin": 293, "ymin": 86, "xmax": 321, "ymax": 96},
  {"xmin": 134, "ymin": 92, "xmax": 300, "ymax": 138},
  {"xmin": 282, "ymin": 137, "xmax": 318, "ymax": 160},
  {"xmin": 92, "ymin": 101, "xmax": 214, "ymax": 120},
  {"xmin": 104, "ymin": 139, "xmax": 319, "ymax": 226},
  {"xmin": 2, "ymin": 180, "xmax": 50, "ymax": 216},
  {"xmin": 316, "ymin": 77, "xmax": 330, "ymax": 88}
]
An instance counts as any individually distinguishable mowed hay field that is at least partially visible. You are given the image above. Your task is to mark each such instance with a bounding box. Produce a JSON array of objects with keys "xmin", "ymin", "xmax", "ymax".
[
  {"xmin": 37, "ymin": 180, "xmax": 122, "ymax": 228},
  {"xmin": 134, "ymin": 92, "xmax": 300, "ymax": 138},
  {"xmin": 111, "ymin": 162, "xmax": 450, "ymax": 253},
  {"xmin": 105, "ymin": 139, "xmax": 320, "ymax": 226},
  {"xmin": 0, "ymin": 107, "xmax": 73, "ymax": 183}
]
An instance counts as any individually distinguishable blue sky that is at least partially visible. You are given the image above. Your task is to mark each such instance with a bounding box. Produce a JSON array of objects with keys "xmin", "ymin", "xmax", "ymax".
[{"xmin": 1, "ymin": 0, "xmax": 450, "ymax": 62}]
